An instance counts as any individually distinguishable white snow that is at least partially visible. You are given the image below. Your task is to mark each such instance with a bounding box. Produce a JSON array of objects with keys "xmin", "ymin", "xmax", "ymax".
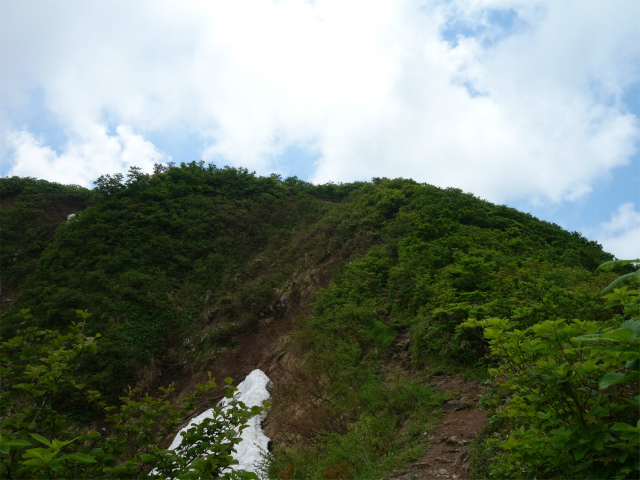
[{"xmin": 166, "ymin": 369, "xmax": 272, "ymax": 477}]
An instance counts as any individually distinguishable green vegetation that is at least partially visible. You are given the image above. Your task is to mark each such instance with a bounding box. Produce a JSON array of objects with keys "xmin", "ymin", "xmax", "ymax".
[
  {"xmin": 267, "ymin": 376, "xmax": 446, "ymax": 478},
  {"xmin": 1, "ymin": 165, "xmax": 635, "ymax": 478},
  {"xmin": 2, "ymin": 164, "xmax": 346, "ymax": 400},
  {"xmin": 0, "ymin": 309, "xmax": 264, "ymax": 479},
  {"xmin": 0, "ymin": 177, "xmax": 91, "ymax": 311},
  {"xmin": 467, "ymin": 261, "xmax": 639, "ymax": 479}
]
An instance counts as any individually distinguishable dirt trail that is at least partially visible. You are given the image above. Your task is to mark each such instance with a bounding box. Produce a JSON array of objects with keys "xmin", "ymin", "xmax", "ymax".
[
  {"xmin": 382, "ymin": 328, "xmax": 487, "ymax": 480},
  {"xmin": 389, "ymin": 374, "xmax": 487, "ymax": 480}
]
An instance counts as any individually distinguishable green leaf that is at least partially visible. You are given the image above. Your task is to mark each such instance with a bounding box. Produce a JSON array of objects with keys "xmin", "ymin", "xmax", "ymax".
[
  {"xmin": 597, "ymin": 259, "xmax": 640, "ymax": 271},
  {"xmin": 619, "ymin": 319, "xmax": 640, "ymax": 339},
  {"xmin": 0, "ymin": 438, "xmax": 33, "ymax": 450},
  {"xmin": 601, "ymin": 329, "xmax": 633, "ymax": 342},
  {"xmin": 573, "ymin": 446, "xmax": 589, "ymax": 460},
  {"xmin": 23, "ymin": 447, "xmax": 50, "ymax": 461},
  {"xmin": 51, "ymin": 437, "xmax": 78, "ymax": 451},
  {"xmin": 611, "ymin": 421, "xmax": 640, "ymax": 433},
  {"xmin": 625, "ymin": 358, "xmax": 639, "ymax": 371},
  {"xmin": 29, "ymin": 433, "xmax": 53, "ymax": 449},
  {"xmin": 600, "ymin": 372, "xmax": 637, "ymax": 389},
  {"xmin": 602, "ymin": 273, "xmax": 637, "ymax": 294},
  {"xmin": 59, "ymin": 453, "xmax": 97, "ymax": 463}
]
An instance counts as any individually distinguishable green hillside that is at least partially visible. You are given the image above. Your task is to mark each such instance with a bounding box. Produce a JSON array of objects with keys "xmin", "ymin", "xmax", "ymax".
[{"xmin": 1, "ymin": 163, "xmax": 637, "ymax": 479}]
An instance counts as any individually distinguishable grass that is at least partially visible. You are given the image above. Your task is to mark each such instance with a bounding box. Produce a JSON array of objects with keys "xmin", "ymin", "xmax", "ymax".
[{"xmin": 267, "ymin": 375, "xmax": 446, "ymax": 479}]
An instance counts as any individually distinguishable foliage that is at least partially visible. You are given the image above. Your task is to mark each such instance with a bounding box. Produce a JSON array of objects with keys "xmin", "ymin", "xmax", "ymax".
[
  {"xmin": 0, "ymin": 177, "xmax": 91, "ymax": 308},
  {"xmin": 266, "ymin": 245, "xmax": 448, "ymax": 478},
  {"xmin": 466, "ymin": 259, "xmax": 640, "ymax": 479},
  {"xmin": 1, "ymin": 169, "xmax": 624, "ymax": 478},
  {"xmin": 268, "ymin": 377, "xmax": 446, "ymax": 479},
  {"xmin": 2, "ymin": 170, "xmax": 615, "ymax": 394},
  {"xmin": 0, "ymin": 309, "xmax": 265, "ymax": 479},
  {"xmin": 1, "ymin": 164, "xmax": 345, "ymax": 402}
]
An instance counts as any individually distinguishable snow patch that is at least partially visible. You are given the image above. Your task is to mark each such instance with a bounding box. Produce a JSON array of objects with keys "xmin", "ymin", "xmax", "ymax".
[{"xmin": 167, "ymin": 369, "xmax": 272, "ymax": 477}]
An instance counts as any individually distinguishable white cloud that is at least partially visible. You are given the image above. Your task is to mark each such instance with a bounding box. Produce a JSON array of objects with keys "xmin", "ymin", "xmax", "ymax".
[
  {"xmin": 6, "ymin": 125, "xmax": 169, "ymax": 187},
  {"xmin": 0, "ymin": 0, "xmax": 638, "ymax": 203},
  {"xmin": 592, "ymin": 203, "xmax": 640, "ymax": 260}
]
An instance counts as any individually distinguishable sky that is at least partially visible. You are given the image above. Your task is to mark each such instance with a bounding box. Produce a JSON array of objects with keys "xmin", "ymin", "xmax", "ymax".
[{"xmin": 1, "ymin": 0, "xmax": 639, "ymax": 259}]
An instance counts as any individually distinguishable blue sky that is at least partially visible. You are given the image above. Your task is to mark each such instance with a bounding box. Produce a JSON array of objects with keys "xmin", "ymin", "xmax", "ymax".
[{"xmin": 1, "ymin": 0, "xmax": 638, "ymax": 258}]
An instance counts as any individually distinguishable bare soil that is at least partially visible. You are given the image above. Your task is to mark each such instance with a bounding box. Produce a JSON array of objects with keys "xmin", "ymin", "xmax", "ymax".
[
  {"xmin": 151, "ymin": 260, "xmax": 487, "ymax": 480},
  {"xmin": 391, "ymin": 374, "xmax": 487, "ymax": 480},
  {"xmin": 152, "ymin": 255, "xmax": 341, "ymax": 448},
  {"xmin": 380, "ymin": 327, "xmax": 487, "ymax": 480}
]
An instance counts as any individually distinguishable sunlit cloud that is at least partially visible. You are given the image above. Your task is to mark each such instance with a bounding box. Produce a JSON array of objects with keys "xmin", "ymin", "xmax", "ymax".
[
  {"xmin": 6, "ymin": 125, "xmax": 169, "ymax": 186},
  {"xmin": 1, "ymin": 0, "xmax": 638, "ymax": 201},
  {"xmin": 591, "ymin": 203, "xmax": 640, "ymax": 260}
]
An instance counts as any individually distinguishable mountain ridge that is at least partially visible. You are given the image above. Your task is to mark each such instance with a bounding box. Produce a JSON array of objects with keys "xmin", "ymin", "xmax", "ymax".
[{"xmin": 2, "ymin": 163, "xmax": 633, "ymax": 479}]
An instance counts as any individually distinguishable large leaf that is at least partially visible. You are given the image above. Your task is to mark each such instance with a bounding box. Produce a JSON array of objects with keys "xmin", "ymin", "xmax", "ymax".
[
  {"xmin": 59, "ymin": 453, "xmax": 97, "ymax": 463},
  {"xmin": 601, "ymin": 329, "xmax": 634, "ymax": 343},
  {"xmin": 625, "ymin": 359, "xmax": 640, "ymax": 372},
  {"xmin": 599, "ymin": 372, "xmax": 639, "ymax": 389},
  {"xmin": 0, "ymin": 438, "xmax": 33, "ymax": 454},
  {"xmin": 28, "ymin": 433, "xmax": 52, "ymax": 449},
  {"xmin": 602, "ymin": 272, "xmax": 638, "ymax": 294},
  {"xmin": 619, "ymin": 319, "xmax": 640, "ymax": 339},
  {"xmin": 597, "ymin": 259, "xmax": 640, "ymax": 271}
]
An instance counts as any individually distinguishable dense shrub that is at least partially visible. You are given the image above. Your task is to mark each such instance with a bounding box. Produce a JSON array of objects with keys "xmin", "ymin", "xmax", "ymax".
[
  {"xmin": 467, "ymin": 260, "xmax": 639, "ymax": 479},
  {"xmin": 0, "ymin": 309, "xmax": 264, "ymax": 479}
]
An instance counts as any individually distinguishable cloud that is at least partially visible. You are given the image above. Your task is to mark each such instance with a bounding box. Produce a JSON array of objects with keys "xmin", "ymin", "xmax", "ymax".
[
  {"xmin": 6, "ymin": 125, "xmax": 169, "ymax": 187},
  {"xmin": 592, "ymin": 203, "xmax": 640, "ymax": 259},
  {"xmin": 0, "ymin": 0, "xmax": 638, "ymax": 203}
]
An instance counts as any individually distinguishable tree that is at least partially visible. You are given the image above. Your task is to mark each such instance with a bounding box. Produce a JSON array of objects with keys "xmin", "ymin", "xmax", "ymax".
[{"xmin": 0, "ymin": 309, "xmax": 264, "ymax": 479}]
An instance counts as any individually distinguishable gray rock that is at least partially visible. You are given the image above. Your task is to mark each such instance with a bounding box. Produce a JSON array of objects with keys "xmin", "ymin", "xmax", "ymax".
[
  {"xmin": 443, "ymin": 400, "xmax": 465, "ymax": 411},
  {"xmin": 456, "ymin": 450, "xmax": 470, "ymax": 468},
  {"xmin": 395, "ymin": 474, "xmax": 417, "ymax": 480},
  {"xmin": 279, "ymin": 291, "xmax": 291, "ymax": 309}
]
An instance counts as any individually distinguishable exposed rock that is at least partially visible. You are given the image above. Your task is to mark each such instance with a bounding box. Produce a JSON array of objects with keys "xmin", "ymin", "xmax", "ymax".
[
  {"xmin": 395, "ymin": 474, "xmax": 418, "ymax": 480},
  {"xmin": 279, "ymin": 292, "xmax": 291, "ymax": 309},
  {"xmin": 443, "ymin": 399, "xmax": 466, "ymax": 411},
  {"xmin": 455, "ymin": 450, "xmax": 470, "ymax": 468}
]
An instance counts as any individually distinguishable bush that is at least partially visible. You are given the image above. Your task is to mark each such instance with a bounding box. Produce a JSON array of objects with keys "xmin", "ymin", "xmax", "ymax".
[
  {"xmin": 0, "ymin": 309, "xmax": 265, "ymax": 479},
  {"xmin": 465, "ymin": 259, "xmax": 640, "ymax": 479}
]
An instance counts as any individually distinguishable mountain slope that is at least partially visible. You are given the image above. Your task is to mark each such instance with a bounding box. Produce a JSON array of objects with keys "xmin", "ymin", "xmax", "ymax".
[{"xmin": 0, "ymin": 164, "xmax": 623, "ymax": 478}]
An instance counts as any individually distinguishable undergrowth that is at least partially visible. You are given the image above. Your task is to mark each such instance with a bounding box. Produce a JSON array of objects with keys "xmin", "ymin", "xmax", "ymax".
[{"xmin": 267, "ymin": 376, "xmax": 446, "ymax": 479}]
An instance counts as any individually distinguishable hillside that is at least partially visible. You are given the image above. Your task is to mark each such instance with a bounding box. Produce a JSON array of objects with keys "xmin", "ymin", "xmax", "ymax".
[{"xmin": 1, "ymin": 163, "xmax": 637, "ymax": 479}]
